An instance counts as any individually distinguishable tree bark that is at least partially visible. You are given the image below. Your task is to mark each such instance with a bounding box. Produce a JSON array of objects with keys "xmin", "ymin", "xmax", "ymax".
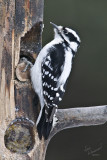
[{"xmin": 0, "ymin": 0, "xmax": 107, "ymax": 160}]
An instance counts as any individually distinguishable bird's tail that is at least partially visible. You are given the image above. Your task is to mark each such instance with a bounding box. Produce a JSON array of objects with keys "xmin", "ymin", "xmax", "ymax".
[{"xmin": 37, "ymin": 106, "xmax": 53, "ymax": 140}]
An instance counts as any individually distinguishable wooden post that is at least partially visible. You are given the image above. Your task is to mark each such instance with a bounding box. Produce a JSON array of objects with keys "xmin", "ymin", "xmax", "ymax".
[
  {"xmin": 0, "ymin": 0, "xmax": 107, "ymax": 160},
  {"xmin": 0, "ymin": 0, "xmax": 46, "ymax": 159}
]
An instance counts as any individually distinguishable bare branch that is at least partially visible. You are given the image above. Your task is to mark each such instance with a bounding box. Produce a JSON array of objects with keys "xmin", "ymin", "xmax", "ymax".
[{"xmin": 50, "ymin": 105, "xmax": 107, "ymax": 138}]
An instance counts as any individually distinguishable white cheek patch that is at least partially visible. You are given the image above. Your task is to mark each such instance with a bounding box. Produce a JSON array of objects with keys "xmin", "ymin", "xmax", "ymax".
[{"xmin": 70, "ymin": 42, "xmax": 78, "ymax": 52}]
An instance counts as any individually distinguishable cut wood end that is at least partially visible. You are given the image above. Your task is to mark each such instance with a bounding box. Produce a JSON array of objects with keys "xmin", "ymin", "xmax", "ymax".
[{"xmin": 4, "ymin": 118, "xmax": 35, "ymax": 154}]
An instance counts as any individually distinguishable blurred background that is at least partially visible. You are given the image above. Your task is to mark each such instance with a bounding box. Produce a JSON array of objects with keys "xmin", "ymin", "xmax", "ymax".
[{"xmin": 42, "ymin": 0, "xmax": 107, "ymax": 159}]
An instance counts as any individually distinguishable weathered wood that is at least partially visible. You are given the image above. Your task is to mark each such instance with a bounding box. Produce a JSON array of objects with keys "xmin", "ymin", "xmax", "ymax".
[
  {"xmin": 0, "ymin": 0, "xmax": 16, "ymax": 158},
  {"xmin": 0, "ymin": 0, "xmax": 44, "ymax": 159}
]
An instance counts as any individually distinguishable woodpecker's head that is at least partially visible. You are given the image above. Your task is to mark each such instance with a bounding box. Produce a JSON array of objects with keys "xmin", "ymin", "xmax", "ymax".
[{"xmin": 50, "ymin": 22, "xmax": 81, "ymax": 52}]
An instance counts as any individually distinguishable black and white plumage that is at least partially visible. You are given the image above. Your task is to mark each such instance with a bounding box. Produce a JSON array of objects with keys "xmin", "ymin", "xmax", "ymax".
[{"xmin": 31, "ymin": 22, "xmax": 81, "ymax": 140}]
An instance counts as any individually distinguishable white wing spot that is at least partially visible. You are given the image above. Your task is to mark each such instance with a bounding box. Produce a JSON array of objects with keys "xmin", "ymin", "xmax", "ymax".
[
  {"xmin": 59, "ymin": 97, "xmax": 62, "ymax": 101},
  {"xmin": 47, "ymin": 56, "xmax": 51, "ymax": 60},
  {"xmin": 48, "ymin": 95, "xmax": 50, "ymax": 98},
  {"xmin": 45, "ymin": 61, "xmax": 49, "ymax": 66},
  {"xmin": 43, "ymin": 91, "xmax": 46, "ymax": 95},
  {"xmin": 51, "ymin": 87, "xmax": 54, "ymax": 90},
  {"xmin": 54, "ymin": 88, "xmax": 58, "ymax": 91},
  {"xmin": 50, "ymin": 97, "xmax": 53, "ymax": 100},
  {"xmin": 43, "ymin": 69, "xmax": 45, "ymax": 73},
  {"xmin": 43, "ymin": 82, "xmax": 45, "ymax": 86},
  {"xmin": 56, "ymin": 93, "xmax": 59, "ymax": 97},
  {"xmin": 54, "ymin": 78, "xmax": 57, "ymax": 82},
  {"xmin": 47, "ymin": 85, "xmax": 50, "ymax": 88},
  {"xmin": 45, "ymin": 71, "xmax": 49, "ymax": 75},
  {"xmin": 51, "ymin": 76, "xmax": 54, "ymax": 79},
  {"xmin": 49, "ymin": 73, "xmax": 51, "ymax": 77}
]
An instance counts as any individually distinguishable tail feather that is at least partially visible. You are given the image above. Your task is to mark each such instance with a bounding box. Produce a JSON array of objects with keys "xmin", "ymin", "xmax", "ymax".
[
  {"xmin": 37, "ymin": 107, "xmax": 53, "ymax": 140},
  {"xmin": 42, "ymin": 121, "xmax": 53, "ymax": 140}
]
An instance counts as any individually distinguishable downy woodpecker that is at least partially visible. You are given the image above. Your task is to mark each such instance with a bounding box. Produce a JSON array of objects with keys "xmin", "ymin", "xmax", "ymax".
[{"xmin": 31, "ymin": 22, "xmax": 81, "ymax": 140}]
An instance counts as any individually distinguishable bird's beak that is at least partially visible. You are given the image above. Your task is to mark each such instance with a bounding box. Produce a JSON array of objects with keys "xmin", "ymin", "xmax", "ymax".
[{"xmin": 50, "ymin": 22, "xmax": 59, "ymax": 30}]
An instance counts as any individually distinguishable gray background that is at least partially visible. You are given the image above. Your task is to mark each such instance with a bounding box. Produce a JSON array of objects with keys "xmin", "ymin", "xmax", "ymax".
[{"xmin": 42, "ymin": 0, "xmax": 107, "ymax": 159}]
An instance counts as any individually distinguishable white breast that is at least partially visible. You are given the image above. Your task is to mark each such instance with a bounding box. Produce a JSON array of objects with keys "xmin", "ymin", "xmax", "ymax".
[
  {"xmin": 57, "ymin": 47, "xmax": 73, "ymax": 87},
  {"xmin": 30, "ymin": 37, "xmax": 63, "ymax": 108}
]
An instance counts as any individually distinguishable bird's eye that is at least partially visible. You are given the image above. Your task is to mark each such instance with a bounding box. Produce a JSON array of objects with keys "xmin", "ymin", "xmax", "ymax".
[{"xmin": 64, "ymin": 29, "xmax": 68, "ymax": 35}]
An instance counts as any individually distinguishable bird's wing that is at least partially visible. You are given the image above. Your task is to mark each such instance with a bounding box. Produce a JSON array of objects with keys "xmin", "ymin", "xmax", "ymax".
[{"xmin": 42, "ymin": 44, "xmax": 67, "ymax": 121}]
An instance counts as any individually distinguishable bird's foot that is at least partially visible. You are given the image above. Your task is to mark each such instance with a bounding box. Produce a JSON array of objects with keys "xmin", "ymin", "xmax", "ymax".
[{"xmin": 21, "ymin": 57, "xmax": 33, "ymax": 72}]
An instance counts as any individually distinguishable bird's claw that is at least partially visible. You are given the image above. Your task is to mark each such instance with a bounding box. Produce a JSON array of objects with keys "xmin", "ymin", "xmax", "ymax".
[{"xmin": 20, "ymin": 57, "xmax": 33, "ymax": 72}]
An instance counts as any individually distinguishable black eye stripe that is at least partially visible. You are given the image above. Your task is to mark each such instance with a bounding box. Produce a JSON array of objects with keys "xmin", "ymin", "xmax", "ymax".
[
  {"xmin": 63, "ymin": 28, "xmax": 79, "ymax": 43},
  {"xmin": 61, "ymin": 27, "xmax": 80, "ymax": 47},
  {"xmin": 63, "ymin": 28, "xmax": 68, "ymax": 34},
  {"xmin": 68, "ymin": 32, "xmax": 77, "ymax": 41}
]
